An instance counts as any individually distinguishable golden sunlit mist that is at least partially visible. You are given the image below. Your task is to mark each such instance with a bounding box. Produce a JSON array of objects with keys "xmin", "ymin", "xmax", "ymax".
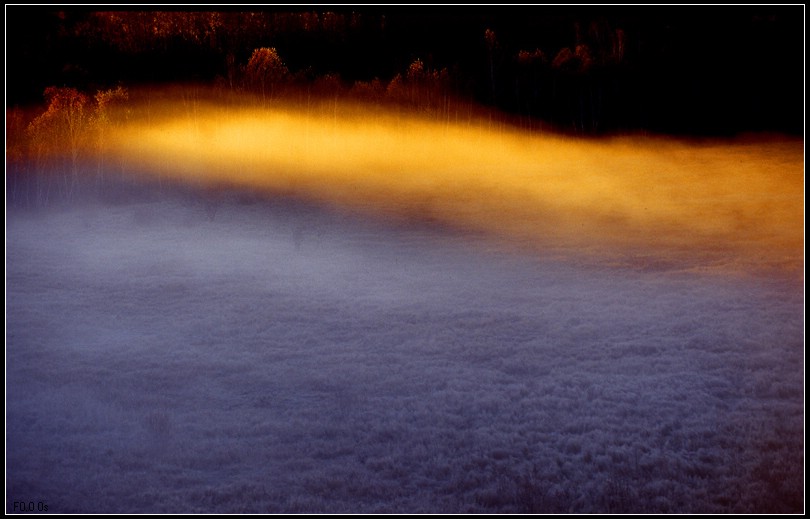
[{"xmin": 30, "ymin": 87, "xmax": 807, "ymax": 276}]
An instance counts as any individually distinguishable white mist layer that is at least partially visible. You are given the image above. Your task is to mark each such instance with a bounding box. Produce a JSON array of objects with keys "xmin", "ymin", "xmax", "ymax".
[{"xmin": 6, "ymin": 183, "xmax": 804, "ymax": 513}]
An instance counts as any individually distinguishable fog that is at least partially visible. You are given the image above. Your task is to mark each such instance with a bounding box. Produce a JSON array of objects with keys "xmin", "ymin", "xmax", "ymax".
[
  {"xmin": 6, "ymin": 89, "xmax": 805, "ymax": 513},
  {"xmin": 104, "ymin": 90, "xmax": 804, "ymax": 277}
]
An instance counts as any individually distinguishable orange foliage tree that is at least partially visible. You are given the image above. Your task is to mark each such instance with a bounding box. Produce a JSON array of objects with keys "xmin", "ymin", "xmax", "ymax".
[
  {"xmin": 26, "ymin": 87, "xmax": 90, "ymax": 184},
  {"xmin": 244, "ymin": 47, "xmax": 289, "ymax": 102}
]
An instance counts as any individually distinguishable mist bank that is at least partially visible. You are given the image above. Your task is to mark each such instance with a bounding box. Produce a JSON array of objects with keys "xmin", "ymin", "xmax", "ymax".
[
  {"xmin": 96, "ymin": 89, "xmax": 803, "ymax": 277},
  {"xmin": 11, "ymin": 86, "xmax": 804, "ymax": 277}
]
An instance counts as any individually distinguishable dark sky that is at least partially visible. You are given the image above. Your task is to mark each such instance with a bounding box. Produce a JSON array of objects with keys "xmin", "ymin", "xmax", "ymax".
[{"xmin": 5, "ymin": 6, "xmax": 805, "ymax": 135}]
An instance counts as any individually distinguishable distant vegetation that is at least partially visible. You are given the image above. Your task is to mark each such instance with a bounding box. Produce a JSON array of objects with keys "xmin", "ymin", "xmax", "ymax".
[
  {"xmin": 6, "ymin": 8, "xmax": 803, "ymax": 136},
  {"xmin": 5, "ymin": 8, "xmax": 805, "ymax": 208}
]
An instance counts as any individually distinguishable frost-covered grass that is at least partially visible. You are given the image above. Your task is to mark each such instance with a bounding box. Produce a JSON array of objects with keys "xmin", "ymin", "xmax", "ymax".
[{"xmin": 6, "ymin": 176, "xmax": 804, "ymax": 513}]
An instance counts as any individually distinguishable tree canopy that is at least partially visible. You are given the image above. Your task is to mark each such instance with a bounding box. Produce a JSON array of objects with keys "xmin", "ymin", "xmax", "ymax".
[{"xmin": 5, "ymin": 7, "xmax": 803, "ymax": 135}]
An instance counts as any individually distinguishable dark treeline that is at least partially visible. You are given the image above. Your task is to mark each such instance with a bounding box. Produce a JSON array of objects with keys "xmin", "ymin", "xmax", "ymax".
[{"xmin": 6, "ymin": 6, "xmax": 804, "ymax": 136}]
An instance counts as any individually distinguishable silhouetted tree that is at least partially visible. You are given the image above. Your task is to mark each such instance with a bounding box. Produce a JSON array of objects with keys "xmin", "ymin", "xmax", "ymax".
[
  {"xmin": 350, "ymin": 78, "xmax": 386, "ymax": 103},
  {"xmin": 515, "ymin": 48, "xmax": 549, "ymax": 119},
  {"xmin": 484, "ymin": 28, "xmax": 499, "ymax": 102},
  {"xmin": 385, "ymin": 59, "xmax": 451, "ymax": 115},
  {"xmin": 26, "ymin": 86, "xmax": 90, "ymax": 196},
  {"xmin": 245, "ymin": 47, "xmax": 289, "ymax": 102},
  {"xmin": 92, "ymin": 85, "xmax": 129, "ymax": 183}
]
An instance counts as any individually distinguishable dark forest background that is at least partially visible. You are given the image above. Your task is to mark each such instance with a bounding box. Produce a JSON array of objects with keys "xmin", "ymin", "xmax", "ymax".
[{"xmin": 5, "ymin": 6, "xmax": 804, "ymax": 136}]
